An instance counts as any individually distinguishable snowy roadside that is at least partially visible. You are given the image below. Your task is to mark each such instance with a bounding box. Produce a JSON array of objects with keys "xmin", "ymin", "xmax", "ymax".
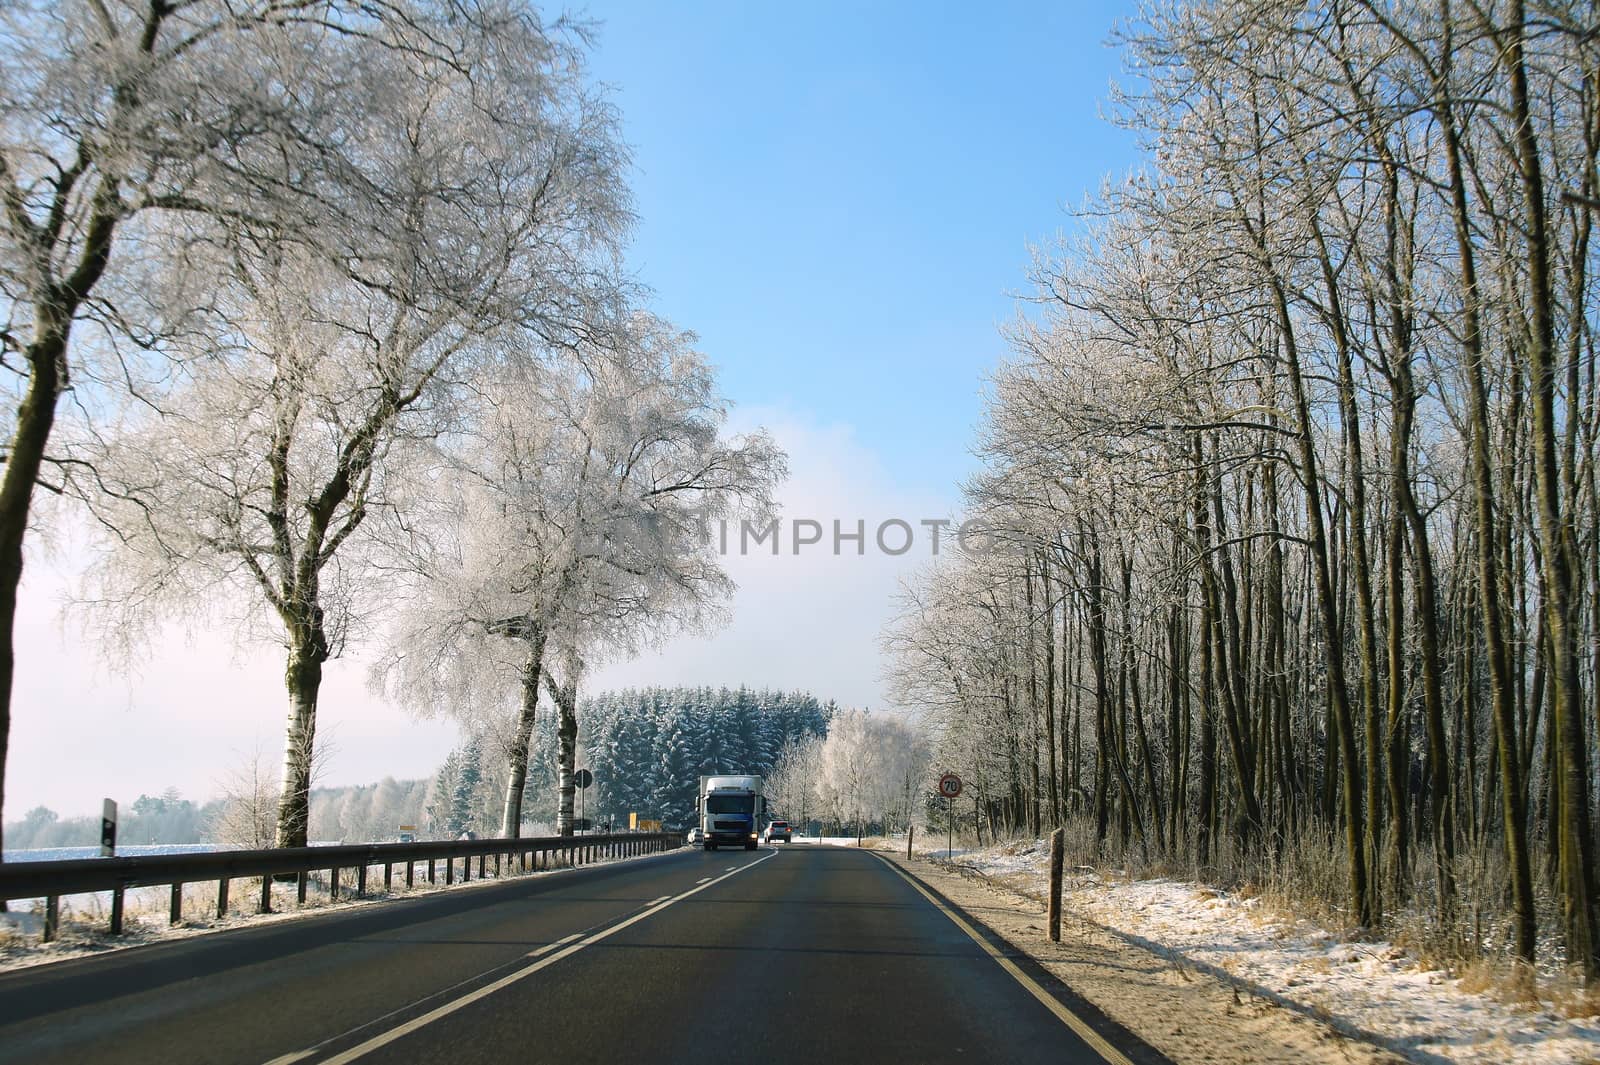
[
  {"xmin": 0, "ymin": 843, "xmax": 685, "ymax": 975},
  {"xmin": 920, "ymin": 838, "xmax": 1599, "ymax": 1065}
]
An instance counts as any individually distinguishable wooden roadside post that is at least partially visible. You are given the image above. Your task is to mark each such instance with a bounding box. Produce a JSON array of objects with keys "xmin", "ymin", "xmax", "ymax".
[
  {"xmin": 907, "ymin": 825, "xmax": 914, "ymax": 861},
  {"xmin": 1048, "ymin": 827, "xmax": 1064, "ymax": 942}
]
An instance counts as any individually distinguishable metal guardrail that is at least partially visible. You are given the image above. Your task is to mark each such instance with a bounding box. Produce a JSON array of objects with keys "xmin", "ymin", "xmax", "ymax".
[{"xmin": 0, "ymin": 832, "xmax": 682, "ymax": 942}]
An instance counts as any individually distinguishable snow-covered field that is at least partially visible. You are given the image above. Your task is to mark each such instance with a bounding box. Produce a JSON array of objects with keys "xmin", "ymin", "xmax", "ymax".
[
  {"xmin": 2, "ymin": 844, "xmax": 227, "ymax": 863},
  {"xmin": 940, "ymin": 838, "xmax": 1599, "ymax": 1065}
]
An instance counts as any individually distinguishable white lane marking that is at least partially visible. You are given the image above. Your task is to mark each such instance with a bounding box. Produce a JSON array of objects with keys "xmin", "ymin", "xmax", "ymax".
[
  {"xmin": 301, "ymin": 851, "xmax": 777, "ymax": 1065},
  {"xmin": 262, "ymin": 1054, "xmax": 314, "ymax": 1065},
  {"xmin": 872, "ymin": 853, "xmax": 1134, "ymax": 1065},
  {"xmin": 526, "ymin": 933, "xmax": 582, "ymax": 958},
  {"xmin": 696, "ymin": 877, "xmax": 711, "ymax": 884},
  {"xmin": 649, "ymin": 895, "xmax": 671, "ymax": 905}
]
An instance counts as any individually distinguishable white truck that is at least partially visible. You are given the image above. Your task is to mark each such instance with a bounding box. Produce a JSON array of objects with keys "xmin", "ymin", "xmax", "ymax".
[{"xmin": 697, "ymin": 775, "xmax": 765, "ymax": 851}]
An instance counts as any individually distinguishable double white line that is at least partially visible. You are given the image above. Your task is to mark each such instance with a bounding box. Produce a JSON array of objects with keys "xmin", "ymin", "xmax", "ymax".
[{"xmin": 269, "ymin": 851, "xmax": 776, "ymax": 1065}]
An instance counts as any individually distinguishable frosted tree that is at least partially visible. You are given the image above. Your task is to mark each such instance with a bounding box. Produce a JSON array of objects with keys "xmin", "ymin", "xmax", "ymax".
[
  {"xmin": 0, "ymin": 0, "xmax": 411, "ymax": 863},
  {"xmin": 77, "ymin": 3, "xmax": 629, "ymax": 848},
  {"xmin": 375, "ymin": 316, "xmax": 785, "ymax": 836},
  {"xmin": 766, "ymin": 733, "xmax": 824, "ymax": 831}
]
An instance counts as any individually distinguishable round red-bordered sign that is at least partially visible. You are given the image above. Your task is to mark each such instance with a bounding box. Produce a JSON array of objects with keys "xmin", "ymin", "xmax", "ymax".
[{"xmin": 938, "ymin": 772, "xmax": 962, "ymax": 799}]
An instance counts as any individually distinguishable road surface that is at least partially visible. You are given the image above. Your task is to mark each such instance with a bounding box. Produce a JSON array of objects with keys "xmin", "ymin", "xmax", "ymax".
[{"xmin": 0, "ymin": 845, "xmax": 1165, "ymax": 1064}]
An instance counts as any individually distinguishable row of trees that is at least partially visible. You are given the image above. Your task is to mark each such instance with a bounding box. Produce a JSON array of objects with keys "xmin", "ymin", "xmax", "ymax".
[
  {"xmin": 886, "ymin": 0, "xmax": 1600, "ymax": 981},
  {"xmin": 583, "ymin": 686, "xmax": 832, "ymax": 827},
  {"xmin": 3, "ymin": 776, "xmax": 433, "ymax": 851},
  {"xmin": 5, "ymin": 790, "xmax": 209, "ymax": 851},
  {"xmin": 1, "ymin": 1, "xmax": 782, "ymax": 855},
  {"xmin": 764, "ymin": 708, "xmax": 927, "ymax": 838}
]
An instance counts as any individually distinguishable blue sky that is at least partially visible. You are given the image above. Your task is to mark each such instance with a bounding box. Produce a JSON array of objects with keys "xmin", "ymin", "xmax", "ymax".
[{"xmin": 581, "ymin": 1, "xmax": 1142, "ymax": 501}]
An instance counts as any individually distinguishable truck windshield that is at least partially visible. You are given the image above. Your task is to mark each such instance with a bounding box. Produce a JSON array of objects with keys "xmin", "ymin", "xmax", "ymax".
[{"xmin": 706, "ymin": 794, "xmax": 753, "ymax": 815}]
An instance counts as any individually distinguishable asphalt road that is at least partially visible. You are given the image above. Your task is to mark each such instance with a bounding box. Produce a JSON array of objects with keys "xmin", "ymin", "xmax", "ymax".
[{"xmin": 0, "ymin": 845, "xmax": 1163, "ymax": 1065}]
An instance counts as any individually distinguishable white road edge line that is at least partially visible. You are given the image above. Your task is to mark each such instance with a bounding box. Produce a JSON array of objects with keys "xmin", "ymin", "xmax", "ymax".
[
  {"xmin": 872, "ymin": 853, "xmax": 1134, "ymax": 1065},
  {"xmin": 696, "ymin": 877, "xmax": 711, "ymax": 884},
  {"xmin": 294, "ymin": 852, "xmax": 777, "ymax": 1065}
]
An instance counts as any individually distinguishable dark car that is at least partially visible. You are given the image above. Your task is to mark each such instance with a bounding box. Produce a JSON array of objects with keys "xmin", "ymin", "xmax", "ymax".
[{"xmin": 764, "ymin": 820, "xmax": 791, "ymax": 843}]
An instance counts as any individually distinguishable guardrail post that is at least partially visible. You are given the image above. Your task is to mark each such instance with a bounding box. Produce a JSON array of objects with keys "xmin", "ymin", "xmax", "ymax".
[
  {"xmin": 109, "ymin": 886, "xmax": 124, "ymax": 935},
  {"xmin": 384, "ymin": 863, "xmax": 393, "ymax": 892},
  {"xmin": 330, "ymin": 867, "xmax": 340, "ymax": 901},
  {"xmin": 259, "ymin": 875, "xmax": 272, "ymax": 914},
  {"xmin": 297, "ymin": 871, "xmax": 308, "ymax": 905},
  {"xmin": 427, "ymin": 858, "xmax": 436, "ymax": 885},
  {"xmin": 445, "ymin": 858, "xmax": 454, "ymax": 886},
  {"xmin": 170, "ymin": 883, "xmax": 183, "ymax": 924},
  {"xmin": 1048, "ymin": 827, "xmax": 1064, "ymax": 943},
  {"xmin": 357, "ymin": 863, "xmax": 368, "ymax": 897},
  {"xmin": 43, "ymin": 896, "xmax": 58, "ymax": 942},
  {"xmin": 479, "ymin": 854, "xmax": 487, "ymax": 879},
  {"xmin": 406, "ymin": 860, "xmax": 415, "ymax": 888},
  {"xmin": 216, "ymin": 878, "xmax": 229, "ymax": 919}
]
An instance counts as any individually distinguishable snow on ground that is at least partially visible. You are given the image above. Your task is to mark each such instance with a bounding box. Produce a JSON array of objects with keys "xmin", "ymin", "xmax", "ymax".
[{"xmin": 940, "ymin": 839, "xmax": 1599, "ymax": 1065}]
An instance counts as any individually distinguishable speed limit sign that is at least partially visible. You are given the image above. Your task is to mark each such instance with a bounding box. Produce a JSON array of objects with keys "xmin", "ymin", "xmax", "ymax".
[{"xmin": 938, "ymin": 772, "xmax": 962, "ymax": 799}]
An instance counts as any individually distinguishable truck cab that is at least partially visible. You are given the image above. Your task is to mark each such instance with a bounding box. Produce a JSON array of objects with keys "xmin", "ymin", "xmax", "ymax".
[{"xmin": 698, "ymin": 775, "xmax": 764, "ymax": 851}]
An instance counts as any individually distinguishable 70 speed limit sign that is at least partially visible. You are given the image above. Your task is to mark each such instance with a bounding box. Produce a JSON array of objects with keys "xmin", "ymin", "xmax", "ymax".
[{"xmin": 938, "ymin": 772, "xmax": 963, "ymax": 799}]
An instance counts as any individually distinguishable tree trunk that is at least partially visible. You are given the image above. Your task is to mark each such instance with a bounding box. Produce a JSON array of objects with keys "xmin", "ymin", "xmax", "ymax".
[
  {"xmin": 500, "ymin": 626, "xmax": 548, "ymax": 838},
  {"xmin": 545, "ymin": 659, "xmax": 582, "ymax": 836},
  {"xmin": 0, "ymin": 171, "xmax": 121, "ymax": 866},
  {"xmin": 275, "ymin": 603, "xmax": 329, "ymax": 848},
  {"xmin": 0, "ymin": 326, "xmax": 68, "ymax": 870},
  {"xmin": 1042, "ymin": 550, "xmax": 1060, "ymax": 828},
  {"xmin": 1271, "ymin": 274, "xmax": 1374, "ymax": 927},
  {"xmin": 1435, "ymin": 55, "xmax": 1537, "ymax": 962},
  {"xmin": 1501, "ymin": 0, "xmax": 1599, "ymax": 978}
]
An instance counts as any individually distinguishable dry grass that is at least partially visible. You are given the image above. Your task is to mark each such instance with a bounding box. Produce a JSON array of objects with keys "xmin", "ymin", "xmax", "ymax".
[{"xmin": 1545, "ymin": 970, "xmax": 1600, "ymax": 1020}]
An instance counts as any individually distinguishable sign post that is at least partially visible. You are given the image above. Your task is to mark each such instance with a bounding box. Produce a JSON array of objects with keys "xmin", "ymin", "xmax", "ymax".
[
  {"xmin": 100, "ymin": 798, "xmax": 118, "ymax": 857},
  {"xmin": 574, "ymin": 768, "xmax": 593, "ymax": 834},
  {"xmin": 937, "ymin": 773, "xmax": 962, "ymax": 859}
]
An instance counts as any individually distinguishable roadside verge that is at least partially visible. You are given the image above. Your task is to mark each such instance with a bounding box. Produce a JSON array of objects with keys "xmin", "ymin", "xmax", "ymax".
[{"xmin": 878, "ymin": 850, "xmax": 1405, "ymax": 1065}]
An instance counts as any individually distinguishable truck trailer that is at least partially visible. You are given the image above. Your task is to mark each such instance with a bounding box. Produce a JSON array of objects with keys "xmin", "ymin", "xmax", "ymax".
[{"xmin": 698, "ymin": 775, "xmax": 764, "ymax": 850}]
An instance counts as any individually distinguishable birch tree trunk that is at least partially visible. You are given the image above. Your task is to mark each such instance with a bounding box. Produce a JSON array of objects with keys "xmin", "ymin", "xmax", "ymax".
[{"xmin": 500, "ymin": 627, "xmax": 549, "ymax": 838}]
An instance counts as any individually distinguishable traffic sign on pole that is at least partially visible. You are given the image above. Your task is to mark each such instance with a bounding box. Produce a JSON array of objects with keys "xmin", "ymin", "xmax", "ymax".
[{"xmin": 937, "ymin": 774, "xmax": 962, "ymax": 859}]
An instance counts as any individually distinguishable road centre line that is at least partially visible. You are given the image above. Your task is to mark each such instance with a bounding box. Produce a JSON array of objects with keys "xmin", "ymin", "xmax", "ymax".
[
  {"xmin": 262, "ymin": 932, "xmax": 588, "ymax": 1065},
  {"xmin": 872, "ymin": 853, "xmax": 1134, "ymax": 1065},
  {"xmin": 284, "ymin": 851, "xmax": 777, "ymax": 1065},
  {"xmin": 528, "ymin": 933, "xmax": 582, "ymax": 957}
]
